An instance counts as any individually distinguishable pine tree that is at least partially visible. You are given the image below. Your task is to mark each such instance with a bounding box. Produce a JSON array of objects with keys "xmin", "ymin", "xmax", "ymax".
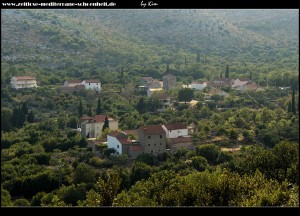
[
  {"xmin": 87, "ymin": 107, "xmax": 92, "ymax": 117},
  {"xmin": 166, "ymin": 64, "xmax": 170, "ymax": 73},
  {"xmin": 225, "ymin": 65, "xmax": 229, "ymax": 78},
  {"xmin": 27, "ymin": 111, "xmax": 35, "ymax": 123},
  {"xmin": 136, "ymin": 97, "xmax": 146, "ymax": 114},
  {"xmin": 291, "ymin": 88, "xmax": 296, "ymax": 114},
  {"xmin": 78, "ymin": 100, "xmax": 83, "ymax": 117},
  {"xmin": 21, "ymin": 102, "xmax": 28, "ymax": 115},
  {"xmin": 96, "ymin": 97, "xmax": 102, "ymax": 114},
  {"xmin": 220, "ymin": 71, "xmax": 223, "ymax": 78},
  {"xmin": 288, "ymin": 100, "xmax": 292, "ymax": 113},
  {"xmin": 102, "ymin": 115, "xmax": 109, "ymax": 131}
]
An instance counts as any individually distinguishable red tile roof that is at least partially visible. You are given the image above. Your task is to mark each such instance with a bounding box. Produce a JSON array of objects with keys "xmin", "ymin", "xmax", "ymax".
[
  {"xmin": 67, "ymin": 80, "xmax": 82, "ymax": 84},
  {"xmin": 139, "ymin": 125, "xmax": 165, "ymax": 134},
  {"xmin": 81, "ymin": 115, "xmax": 116, "ymax": 123},
  {"xmin": 123, "ymin": 130, "xmax": 137, "ymax": 136},
  {"xmin": 15, "ymin": 76, "xmax": 36, "ymax": 80},
  {"xmin": 164, "ymin": 123, "xmax": 187, "ymax": 130},
  {"xmin": 84, "ymin": 79, "xmax": 101, "ymax": 83},
  {"xmin": 107, "ymin": 131, "xmax": 132, "ymax": 145},
  {"xmin": 129, "ymin": 145, "xmax": 144, "ymax": 151}
]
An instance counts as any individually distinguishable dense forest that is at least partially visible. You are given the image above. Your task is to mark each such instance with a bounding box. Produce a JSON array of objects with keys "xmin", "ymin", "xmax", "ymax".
[{"xmin": 1, "ymin": 9, "xmax": 299, "ymax": 207}]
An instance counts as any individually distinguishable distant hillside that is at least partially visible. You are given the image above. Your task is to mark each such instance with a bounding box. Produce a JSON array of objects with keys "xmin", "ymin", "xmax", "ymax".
[{"xmin": 1, "ymin": 9, "xmax": 299, "ymax": 83}]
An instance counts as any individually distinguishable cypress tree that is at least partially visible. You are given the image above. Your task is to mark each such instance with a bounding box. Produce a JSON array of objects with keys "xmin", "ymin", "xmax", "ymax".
[
  {"xmin": 291, "ymin": 88, "xmax": 296, "ymax": 114},
  {"xmin": 96, "ymin": 97, "xmax": 102, "ymax": 114},
  {"xmin": 78, "ymin": 100, "xmax": 83, "ymax": 117},
  {"xmin": 288, "ymin": 100, "xmax": 292, "ymax": 113},
  {"xmin": 225, "ymin": 65, "xmax": 229, "ymax": 78},
  {"xmin": 102, "ymin": 115, "xmax": 109, "ymax": 131},
  {"xmin": 220, "ymin": 71, "xmax": 223, "ymax": 78},
  {"xmin": 87, "ymin": 107, "xmax": 92, "ymax": 117}
]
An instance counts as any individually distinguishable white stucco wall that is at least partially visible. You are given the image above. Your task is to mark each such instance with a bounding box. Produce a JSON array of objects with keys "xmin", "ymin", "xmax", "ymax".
[
  {"xmin": 107, "ymin": 135, "xmax": 122, "ymax": 155},
  {"xmin": 82, "ymin": 81, "xmax": 101, "ymax": 92}
]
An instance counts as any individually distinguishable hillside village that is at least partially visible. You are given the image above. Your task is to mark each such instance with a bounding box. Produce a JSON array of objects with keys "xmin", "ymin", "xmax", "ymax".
[{"xmin": 1, "ymin": 9, "xmax": 299, "ymax": 207}]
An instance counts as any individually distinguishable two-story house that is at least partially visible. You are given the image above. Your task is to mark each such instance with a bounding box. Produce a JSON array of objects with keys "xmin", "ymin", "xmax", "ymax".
[
  {"xmin": 136, "ymin": 125, "xmax": 166, "ymax": 155},
  {"xmin": 11, "ymin": 76, "xmax": 38, "ymax": 89},
  {"xmin": 191, "ymin": 81, "xmax": 207, "ymax": 91},
  {"xmin": 80, "ymin": 115, "xmax": 118, "ymax": 138}
]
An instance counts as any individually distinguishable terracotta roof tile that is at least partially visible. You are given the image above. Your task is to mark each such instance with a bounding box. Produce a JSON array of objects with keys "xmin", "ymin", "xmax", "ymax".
[
  {"xmin": 164, "ymin": 123, "xmax": 187, "ymax": 130},
  {"xmin": 84, "ymin": 79, "xmax": 101, "ymax": 83},
  {"xmin": 15, "ymin": 76, "xmax": 36, "ymax": 80},
  {"xmin": 139, "ymin": 125, "xmax": 165, "ymax": 134},
  {"xmin": 67, "ymin": 80, "xmax": 82, "ymax": 84}
]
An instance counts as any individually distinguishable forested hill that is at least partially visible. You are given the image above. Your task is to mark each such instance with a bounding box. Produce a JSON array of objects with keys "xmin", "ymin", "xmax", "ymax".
[{"xmin": 1, "ymin": 9, "xmax": 299, "ymax": 84}]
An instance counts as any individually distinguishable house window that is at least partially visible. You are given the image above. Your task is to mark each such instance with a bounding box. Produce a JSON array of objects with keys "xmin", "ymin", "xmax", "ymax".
[
  {"xmin": 160, "ymin": 135, "xmax": 162, "ymax": 138},
  {"xmin": 178, "ymin": 131, "xmax": 180, "ymax": 133},
  {"xmin": 148, "ymin": 144, "xmax": 151, "ymax": 146},
  {"xmin": 169, "ymin": 130, "xmax": 171, "ymax": 132},
  {"xmin": 160, "ymin": 143, "xmax": 162, "ymax": 145},
  {"xmin": 89, "ymin": 83, "xmax": 90, "ymax": 85},
  {"xmin": 148, "ymin": 136, "xmax": 151, "ymax": 139},
  {"xmin": 154, "ymin": 144, "xmax": 156, "ymax": 146},
  {"xmin": 151, "ymin": 150, "xmax": 153, "ymax": 153},
  {"xmin": 117, "ymin": 145, "xmax": 119, "ymax": 148},
  {"xmin": 117, "ymin": 152, "xmax": 119, "ymax": 155}
]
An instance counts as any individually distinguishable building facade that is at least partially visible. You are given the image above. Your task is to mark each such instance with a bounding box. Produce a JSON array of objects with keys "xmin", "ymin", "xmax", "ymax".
[
  {"xmin": 137, "ymin": 125, "xmax": 166, "ymax": 155},
  {"xmin": 162, "ymin": 74, "xmax": 177, "ymax": 90},
  {"xmin": 11, "ymin": 76, "xmax": 38, "ymax": 89},
  {"xmin": 162, "ymin": 123, "xmax": 188, "ymax": 139},
  {"xmin": 191, "ymin": 81, "xmax": 207, "ymax": 91},
  {"xmin": 82, "ymin": 79, "xmax": 101, "ymax": 92},
  {"xmin": 80, "ymin": 115, "xmax": 118, "ymax": 138},
  {"xmin": 107, "ymin": 131, "xmax": 132, "ymax": 155}
]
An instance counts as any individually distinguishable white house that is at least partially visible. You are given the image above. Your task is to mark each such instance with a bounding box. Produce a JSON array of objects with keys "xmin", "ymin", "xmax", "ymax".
[
  {"xmin": 107, "ymin": 131, "xmax": 132, "ymax": 156},
  {"xmin": 82, "ymin": 79, "xmax": 101, "ymax": 92},
  {"xmin": 162, "ymin": 123, "xmax": 188, "ymax": 139},
  {"xmin": 191, "ymin": 81, "xmax": 207, "ymax": 91},
  {"xmin": 80, "ymin": 115, "xmax": 118, "ymax": 138},
  {"xmin": 11, "ymin": 76, "xmax": 37, "ymax": 89}
]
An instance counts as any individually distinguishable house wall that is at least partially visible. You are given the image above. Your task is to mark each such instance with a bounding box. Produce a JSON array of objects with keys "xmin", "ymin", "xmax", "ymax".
[
  {"xmin": 191, "ymin": 83, "xmax": 207, "ymax": 91},
  {"xmin": 162, "ymin": 125, "xmax": 188, "ymax": 138},
  {"xmin": 122, "ymin": 144, "xmax": 130, "ymax": 155},
  {"xmin": 11, "ymin": 77, "xmax": 37, "ymax": 89},
  {"xmin": 82, "ymin": 81, "xmax": 101, "ymax": 92},
  {"xmin": 129, "ymin": 149, "xmax": 143, "ymax": 158},
  {"xmin": 107, "ymin": 136, "xmax": 122, "ymax": 155},
  {"xmin": 137, "ymin": 129, "xmax": 166, "ymax": 155},
  {"xmin": 81, "ymin": 120, "xmax": 118, "ymax": 138}
]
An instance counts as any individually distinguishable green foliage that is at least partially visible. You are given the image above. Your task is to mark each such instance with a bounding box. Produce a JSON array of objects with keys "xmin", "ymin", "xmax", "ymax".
[
  {"xmin": 14, "ymin": 198, "xmax": 30, "ymax": 206},
  {"xmin": 1, "ymin": 187, "xmax": 13, "ymax": 207},
  {"xmin": 73, "ymin": 163, "xmax": 96, "ymax": 185},
  {"xmin": 178, "ymin": 88, "xmax": 194, "ymax": 103},
  {"xmin": 196, "ymin": 144, "xmax": 221, "ymax": 164}
]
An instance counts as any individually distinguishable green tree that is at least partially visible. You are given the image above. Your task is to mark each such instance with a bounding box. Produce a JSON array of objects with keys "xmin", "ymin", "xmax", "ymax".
[
  {"xmin": 196, "ymin": 144, "xmax": 221, "ymax": 164},
  {"xmin": 73, "ymin": 163, "xmax": 96, "ymax": 184},
  {"xmin": 14, "ymin": 199, "xmax": 30, "ymax": 206},
  {"xmin": 97, "ymin": 170, "xmax": 121, "ymax": 206},
  {"xmin": 87, "ymin": 107, "xmax": 92, "ymax": 117},
  {"xmin": 225, "ymin": 65, "xmax": 229, "ymax": 78},
  {"xmin": 78, "ymin": 99, "xmax": 83, "ymax": 117},
  {"xmin": 1, "ymin": 107, "xmax": 12, "ymax": 132},
  {"xmin": 1, "ymin": 188, "xmax": 13, "ymax": 206},
  {"xmin": 178, "ymin": 88, "xmax": 194, "ymax": 103},
  {"xmin": 291, "ymin": 88, "xmax": 296, "ymax": 114},
  {"xmin": 136, "ymin": 97, "xmax": 146, "ymax": 114},
  {"xmin": 27, "ymin": 110, "xmax": 35, "ymax": 123},
  {"xmin": 190, "ymin": 156, "xmax": 208, "ymax": 171},
  {"xmin": 102, "ymin": 115, "xmax": 109, "ymax": 131},
  {"xmin": 96, "ymin": 97, "xmax": 102, "ymax": 114}
]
